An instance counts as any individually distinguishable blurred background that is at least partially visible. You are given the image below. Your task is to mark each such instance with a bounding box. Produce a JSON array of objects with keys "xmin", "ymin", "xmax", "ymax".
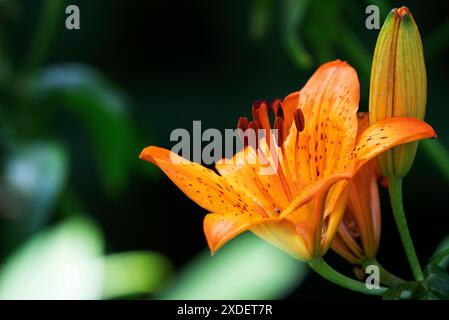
[{"xmin": 0, "ymin": 0, "xmax": 448, "ymax": 299}]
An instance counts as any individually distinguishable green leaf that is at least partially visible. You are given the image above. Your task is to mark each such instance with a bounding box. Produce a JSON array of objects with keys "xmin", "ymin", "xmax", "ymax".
[
  {"xmin": 431, "ymin": 235, "xmax": 449, "ymax": 269},
  {"xmin": 160, "ymin": 233, "xmax": 308, "ymax": 299},
  {"xmin": 382, "ymin": 282, "xmax": 421, "ymax": 300},
  {"xmin": 424, "ymin": 18, "xmax": 449, "ymax": 60},
  {"xmin": 421, "ymin": 140, "xmax": 449, "ymax": 186},
  {"xmin": 31, "ymin": 64, "xmax": 140, "ymax": 194},
  {"xmin": 282, "ymin": 0, "xmax": 313, "ymax": 69},
  {"xmin": 303, "ymin": 0, "xmax": 340, "ymax": 65},
  {"xmin": 0, "ymin": 216, "xmax": 104, "ymax": 299},
  {"xmin": 249, "ymin": 0, "xmax": 272, "ymax": 41},
  {"xmin": 1, "ymin": 141, "xmax": 68, "ymax": 233},
  {"xmin": 423, "ymin": 264, "xmax": 449, "ymax": 300},
  {"xmin": 101, "ymin": 251, "xmax": 172, "ymax": 299}
]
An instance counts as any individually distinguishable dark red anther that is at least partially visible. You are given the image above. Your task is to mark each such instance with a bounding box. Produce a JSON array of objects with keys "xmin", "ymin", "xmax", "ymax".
[
  {"xmin": 237, "ymin": 116, "xmax": 249, "ymax": 131},
  {"xmin": 270, "ymin": 99, "xmax": 284, "ymax": 120},
  {"xmin": 270, "ymin": 98, "xmax": 282, "ymax": 113},
  {"xmin": 237, "ymin": 116, "xmax": 249, "ymax": 147},
  {"xmin": 252, "ymin": 100, "xmax": 267, "ymax": 122},
  {"xmin": 294, "ymin": 108, "xmax": 305, "ymax": 132},
  {"xmin": 276, "ymin": 105, "xmax": 284, "ymax": 119},
  {"xmin": 248, "ymin": 120, "xmax": 259, "ymax": 133}
]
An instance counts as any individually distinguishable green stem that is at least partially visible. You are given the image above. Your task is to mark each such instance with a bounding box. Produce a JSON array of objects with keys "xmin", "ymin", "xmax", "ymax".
[
  {"xmin": 21, "ymin": 0, "xmax": 65, "ymax": 74},
  {"xmin": 362, "ymin": 258, "xmax": 406, "ymax": 287},
  {"xmin": 309, "ymin": 257, "xmax": 386, "ymax": 296},
  {"xmin": 388, "ymin": 177, "xmax": 424, "ymax": 281},
  {"xmin": 421, "ymin": 139, "xmax": 449, "ymax": 185}
]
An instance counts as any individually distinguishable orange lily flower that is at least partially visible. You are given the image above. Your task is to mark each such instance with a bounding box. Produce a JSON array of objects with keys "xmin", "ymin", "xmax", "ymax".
[
  {"xmin": 332, "ymin": 113, "xmax": 381, "ymax": 264},
  {"xmin": 140, "ymin": 60, "xmax": 435, "ymax": 261}
]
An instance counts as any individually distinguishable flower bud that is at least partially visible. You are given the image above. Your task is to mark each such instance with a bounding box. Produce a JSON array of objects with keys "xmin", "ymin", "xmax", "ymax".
[{"xmin": 369, "ymin": 7, "xmax": 426, "ymax": 177}]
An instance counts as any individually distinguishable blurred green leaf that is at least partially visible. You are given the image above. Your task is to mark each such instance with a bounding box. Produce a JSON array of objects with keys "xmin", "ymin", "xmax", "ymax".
[
  {"xmin": 431, "ymin": 235, "xmax": 449, "ymax": 269},
  {"xmin": 160, "ymin": 233, "xmax": 308, "ymax": 299},
  {"xmin": 0, "ymin": 0, "xmax": 21, "ymax": 21},
  {"xmin": 424, "ymin": 19, "xmax": 449, "ymax": 60},
  {"xmin": 423, "ymin": 264, "xmax": 449, "ymax": 300},
  {"xmin": 102, "ymin": 251, "xmax": 172, "ymax": 299},
  {"xmin": 421, "ymin": 139, "xmax": 449, "ymax": 185},
  {"xmin": 0, "ymin": 31, "xmax": 13, "ymax": 86},
  {"xmin": 383, "ymin": 281, "xmax": 419, "ymax": 300},
  {"xmin": 21, "ymin": 0, "xmax": 65, "ymax": 74},
  {"xmin": 0, "ymin": 216, "xmax": 104, "ymax": 299},
  {"xmin": 31, "ymin": 64, "xmax": 140, "ymax": 194},
  {"xmin": 1, "ymin": 141, "xmax": 68, "ymax": 233},
  {"xmin": 282, "ymin": 0, "xmax": 312, "ymax": 69},
  {"xmin": 336, "ymin": 22, "xmax": 371, "ymax": 79},
  {"xmin": 249, "ymin": 0, "xmax": 272, "ymax": 41},
  {"xmin": 303, "ymin": 0, "xmax": 340, "ymax": 65}
]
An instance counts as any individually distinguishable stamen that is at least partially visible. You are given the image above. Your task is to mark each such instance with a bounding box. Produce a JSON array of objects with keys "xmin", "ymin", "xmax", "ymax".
[
  {"xmin": 294, "ymin": 108, "xmax": 305, "ymax": 132},
  {"xmin": 274, "ymin": 114, "xmax": 296, "ymax": 195},
  {"xmin": 248, "ymin": 120, "xmax": 259, "ymax": 149},
  {"xmin": 253, "ymin": 124, "xmax": 293, "ymax": 203},
  {"xmin": 294, "ymin": 108, "xmax": 305, "ymax": 190},
  {"xmin": 235, "ymin": 99, "xmax": 296, "ymax": 206},
  {"xmin": 251, "ymin": 100, "xmax": 265, "ymax": 120},
  {"xmin": 275, "ymin": 104, "xmax": 284, "ymax": 119},
  {"xmin": 237, "ymin": 116, "xmax": 249, "ymax": 131},
  {"xmin": 270, "ymin": 98, "xmax": 282, "ymax": 115},
  {"xmin": 236, "ymin": 126, "xmax": 283, "ymax": 211},
  {"xmin": 252, "ymin": 100, "xmax": 271, "ymax": 146},
  {"xmin": 237, "ymin": 116, "xmax": 249, "ymax": 148},
  {"xmin": 343, "ymin": 214, "xmax": 360, "ymax": 238},
  {"xmin": 273, "ymin": 116, "xmax": 285, "ymax": 146}
]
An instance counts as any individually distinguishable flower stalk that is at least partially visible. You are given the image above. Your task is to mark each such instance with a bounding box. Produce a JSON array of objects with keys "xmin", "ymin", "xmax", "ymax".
[
  {"xmin": 309, "ymin": 257, "xmax": 386, "ymax": 295},
  {"xmin": 388, "ymin": 177, "xmax": 424, "ymax": 281},
  {"xmin": 362, "ymin": 258, "xmax": 405, "ymax": 287}
]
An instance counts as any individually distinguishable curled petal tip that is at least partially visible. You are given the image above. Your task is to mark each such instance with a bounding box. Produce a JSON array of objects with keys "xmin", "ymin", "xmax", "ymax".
[{"xmin": 139, "ymin": 146, "xmax": 152, "ymax": 161}]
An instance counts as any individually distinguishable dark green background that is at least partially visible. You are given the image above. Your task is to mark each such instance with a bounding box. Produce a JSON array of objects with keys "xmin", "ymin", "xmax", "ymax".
[{"xmin": 0, "ymin": 0, "xmax": 448, "ymax": 299}]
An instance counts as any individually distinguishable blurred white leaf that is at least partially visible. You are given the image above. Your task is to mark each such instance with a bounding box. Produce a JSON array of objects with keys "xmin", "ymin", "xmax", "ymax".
[
  {"xmin": 0, "ymin": 217, "xmax": 173, "ymax": 300},
  {"xmin": 1, "ymin": 142, "xmax": 68, "ymax": 231},
  {"xmin": 0, "ymin": 216, "xmax": 103, "ymax": 300},
  {"xmin": 160, "ymin": 233, "xmax": 308, "ymax": 300},
  {"xmin": 101, "ymin": 251, "xmax": 172, "ymax": 299}
]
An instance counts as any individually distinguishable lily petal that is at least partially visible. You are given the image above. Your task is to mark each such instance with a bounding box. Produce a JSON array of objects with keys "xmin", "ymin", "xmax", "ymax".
[
  {"xmin": 281, "ymin": 172, "xmax": 351, "ymax": 218},
  {"xmin": 295, "ymin": 60, "xmax": 359, "ymax": 183},
  {"xmin": 204, "ymin": 213, "xmax": 278, "ymax": 254},
  {"xmin": 140, "ymin": 146, "xmax": 265, "ymax": 216},
  {"xmin": 320, "ymin": 181, "xmax": 351, "ymax": 253},
  {"xmin": 251, "ymin": 220, "xmax": 311, "ymax": 260},
  {"xmin": 331, "ymin": 234, "xmax": 363, "ymax": 264},
  {"xmin": 349, "ymin": 117, "xmax": 436, "ymax": 173},
  {"xmin": 216, "ymin": 146, "xmax": 288, "ymax": 213}
]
